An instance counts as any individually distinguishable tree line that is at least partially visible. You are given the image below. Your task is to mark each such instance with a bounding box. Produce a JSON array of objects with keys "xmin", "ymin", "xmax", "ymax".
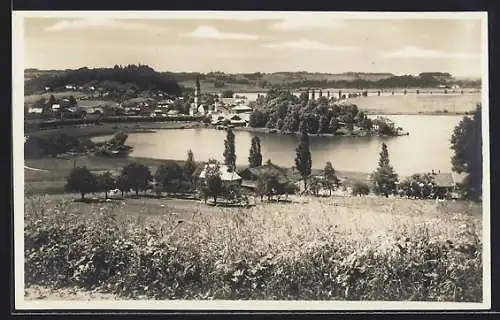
[
  {"xmin": 25, "ymin": 131, "xmax": 130, "ymax": 159},
  {"xmin": 25, "ymin": 64, "xmax": 182, "ymax": 96}
]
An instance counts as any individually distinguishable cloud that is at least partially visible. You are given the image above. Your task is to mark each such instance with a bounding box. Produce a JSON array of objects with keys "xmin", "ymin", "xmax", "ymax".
[
  {"xmin": 263, "ymin": 39, "xmax": 355, "ymax": 52},
  {"xmin": 382, "ymin": 46, "xmax": 480, "ymax": 59},
  {"xmin": 45, "ymin": 18, "xmax": 165, "ymax": 32},
  {"xmin": 270, "ymin": 16, "xmax": 345, "ymax": 30},
  {"xmin": 180, "ymin": 25, "xmax": 260, "ymax": 40}
]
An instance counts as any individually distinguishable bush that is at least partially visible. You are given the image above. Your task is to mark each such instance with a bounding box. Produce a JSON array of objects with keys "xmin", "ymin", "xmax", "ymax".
[{"xmin": 352, "ymin": 182, "xmax": 370, "ymax": 196}]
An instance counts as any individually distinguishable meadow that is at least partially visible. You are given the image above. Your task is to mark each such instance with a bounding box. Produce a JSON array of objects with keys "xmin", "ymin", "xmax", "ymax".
[{"xmin": 24, "ymin": 192, "xmax": 482, "ymax": 301}]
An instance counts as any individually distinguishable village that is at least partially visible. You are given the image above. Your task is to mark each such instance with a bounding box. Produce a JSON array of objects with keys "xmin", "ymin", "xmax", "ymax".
[{"xmin": 19, "ymin": 13, "xmax": 485, "ymax": 304}]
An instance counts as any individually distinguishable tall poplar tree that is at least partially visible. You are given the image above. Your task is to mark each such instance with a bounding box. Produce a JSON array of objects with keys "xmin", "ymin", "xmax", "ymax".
[
  {"xmin": 248, "ymin": 136, "xmax": 263, "ymax": 167},
  {"xmin": 295, "ymin": 129, "xmax": 312, "ymax": 190},
  {"xmin": 184, "ymin": 149, "xmax": 196, "ymax": 177},
  {"xmin": 223, "ymin": 129, "xmax": 236, "ymax": 170}
]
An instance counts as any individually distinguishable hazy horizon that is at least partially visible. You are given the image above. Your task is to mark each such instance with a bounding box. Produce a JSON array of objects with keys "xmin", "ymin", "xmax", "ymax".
[
  {"xmin": 22, "ymin": 13, "xmax": 485, "ymax": 78},
  {"xmin": 24, "ymin": 66, "xmax": 481, "ymax": 79}
]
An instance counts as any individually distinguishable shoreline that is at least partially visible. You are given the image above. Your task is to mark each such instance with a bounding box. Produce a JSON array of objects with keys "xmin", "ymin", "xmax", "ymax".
[
  {"xmin": 231, "ymin": 126, "xmax": 409, "ymax": 137},
  {"xmin": 25, "ymin": 110, "xmax": 468, "ymax": 138}
]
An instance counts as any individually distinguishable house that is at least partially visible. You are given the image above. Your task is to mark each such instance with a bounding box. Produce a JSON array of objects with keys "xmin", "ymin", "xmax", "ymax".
[
  {"xmin": 28, "ymin": 107, "xmax": 43, "ymax": 114},
  {"xmin": 83, "ymin": 107, "xmax": 104, "ymax": 114},
  {"xmin": 150, "ymin": 111, "xmax": 166, "ymax": 118},
  {"xmin": 227, "ymin": 114, "xmax": 247, "ymax": 127},
  {"xmin": 157, "ymin": 99, "xmax": 174, "ymax": 108},
  {"xmin": 194, "ymin": 162, "xmax": 242, "ymax": 185},
  {"xmin": 414, "ymin": 171, "xmax": 467, "ymax": 198},
  {"xmin": 232, "ymin": 105, "xmax": 252, "ymax": 114},
  {"xmin": 220, "ymin": 98, "xmax": 247, "ymax": 106},
  {"xmin": 167, "ymin": 109, "xmax": 180, "ymax": 116},
  {"xmin": 239, "ymin": 162, "xmax": 289, "ymax": 191}
]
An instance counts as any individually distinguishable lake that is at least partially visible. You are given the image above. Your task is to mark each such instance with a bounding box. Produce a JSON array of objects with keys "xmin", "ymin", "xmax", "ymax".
[
  {"xmin": 94, "ymin": 115, "xmax": 465, "ymax": 176},
  {"xmin": 235, "ymin": 91, "xmax": 481, "ymax": 114}
]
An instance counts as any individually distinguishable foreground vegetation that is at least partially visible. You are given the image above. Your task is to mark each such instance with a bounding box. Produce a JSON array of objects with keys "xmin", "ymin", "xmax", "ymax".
[{"xmin": 25, "ymin": 193, "xmax": 482, "ymax": 301}]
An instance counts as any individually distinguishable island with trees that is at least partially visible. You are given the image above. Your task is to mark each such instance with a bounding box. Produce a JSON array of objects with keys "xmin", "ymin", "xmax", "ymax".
[{"xmin": 247, "ymin": 89, "xmax": 406, "ymax": 137}]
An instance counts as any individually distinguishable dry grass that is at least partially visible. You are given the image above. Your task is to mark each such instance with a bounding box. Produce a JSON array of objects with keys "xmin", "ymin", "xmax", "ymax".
[{"xmin": 24, "ymin": 193, "xmax": 482, "ymax": 301}]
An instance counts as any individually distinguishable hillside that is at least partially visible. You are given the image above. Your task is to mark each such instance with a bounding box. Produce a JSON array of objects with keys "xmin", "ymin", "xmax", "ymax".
[
  {"xmin": 24, "ymin": 65, "xmax": 182, "ymax": 96},
  {"xmin": 25, "ymin": 67, "xmax": 482, "ymax": 96},
  {"xmin": 166, "ymin": 71, "xmax": 480, "ymax": 92}
]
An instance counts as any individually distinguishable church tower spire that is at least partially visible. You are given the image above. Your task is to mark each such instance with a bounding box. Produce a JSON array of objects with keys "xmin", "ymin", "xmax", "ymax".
[{"xmin": 195, "ymin": 76, "xmax": 201, "ymax": 107}]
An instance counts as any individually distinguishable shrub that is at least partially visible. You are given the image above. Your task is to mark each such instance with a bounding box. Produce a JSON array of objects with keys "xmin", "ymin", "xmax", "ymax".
[{"xmin": 352, "ymin": 182, "xmax": 370, "ymax": 196}]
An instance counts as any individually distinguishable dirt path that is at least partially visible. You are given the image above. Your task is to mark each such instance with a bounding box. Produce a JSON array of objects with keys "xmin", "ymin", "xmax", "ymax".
[
  {"xmin": 24, "ymin": 285, "xmax": 120, "ymax": 301},
  {"xmin": 24, "ymin": 166, "xmax": 49, "ymax": 172}
]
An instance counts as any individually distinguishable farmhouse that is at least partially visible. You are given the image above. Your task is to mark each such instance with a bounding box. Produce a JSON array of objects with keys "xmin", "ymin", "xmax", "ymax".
[
  {"xmin": 239, "ymin": 161, "xmax": 289, "ymax": 191},
  {"xmin": 429, "ymin": 171, "xmax": 467, "ymax": 193},
  {"xmin": 194, "ymin": 162, "xmax": 242, "ymax": 185}
]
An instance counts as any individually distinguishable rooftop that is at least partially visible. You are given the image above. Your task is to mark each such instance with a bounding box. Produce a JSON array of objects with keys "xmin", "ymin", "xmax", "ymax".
[{"xmin": 197, "ymin": 163, "xmax": 242, "ymax": 181}]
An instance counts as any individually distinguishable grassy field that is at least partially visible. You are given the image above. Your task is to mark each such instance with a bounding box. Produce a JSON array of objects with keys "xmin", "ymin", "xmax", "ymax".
[
  {"xmin": 24, "ymin": 192, "xmax": 483, "ymax": 301},
  {"xmin": 24, "ymin": 91, "xmax": 89, "ymax": 104}
]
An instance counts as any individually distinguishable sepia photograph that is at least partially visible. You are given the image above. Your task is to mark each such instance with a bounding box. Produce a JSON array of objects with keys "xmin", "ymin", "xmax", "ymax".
[{"xmin": 13, "ymin": 11, "xmax": 490, "ymax": 310}]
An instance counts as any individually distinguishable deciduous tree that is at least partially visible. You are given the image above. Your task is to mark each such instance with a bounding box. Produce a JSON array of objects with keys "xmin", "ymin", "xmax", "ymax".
[
  {"xmin": 65, "ymin": 166, "xmax": 98, "ymax": 200},
  {"xmin": 451, "ymin": 104, "xmax": 482, "ymax": 201},
  {"xmin": 204, "ymin": 162, "xmax": 223, "ymax": 205},
  {"xmin": 97, "ymin": 171, "xmax": 116, "ymax": 198},
  {"xmin": 121, "ymin": 162, "xmax": 152, "ymax": 196}
]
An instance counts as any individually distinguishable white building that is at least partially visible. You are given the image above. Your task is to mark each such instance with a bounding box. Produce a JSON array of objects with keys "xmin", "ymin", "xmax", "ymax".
[
  {"xmin": 28, "ymin": 107, "xmax": 43, "ymax": 114},
  {"xmin": 231, "ymin": 105, "xmax": 252, "ymax": 114},
  {"xmin": 198, "ymin": 105, "xmax": 206, "ymax": 115}
]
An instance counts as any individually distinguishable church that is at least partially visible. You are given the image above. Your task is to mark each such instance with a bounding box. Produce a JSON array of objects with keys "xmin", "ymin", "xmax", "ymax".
[{"xmin": 190, "ymin": 77, "xmax": 207, "ymax": 116}]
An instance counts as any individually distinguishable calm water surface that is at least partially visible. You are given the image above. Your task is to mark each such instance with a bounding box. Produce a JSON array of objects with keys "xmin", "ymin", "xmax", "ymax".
[{"xmin": 95, "ymin": 115, "xmax": 464, "ymax": 175}]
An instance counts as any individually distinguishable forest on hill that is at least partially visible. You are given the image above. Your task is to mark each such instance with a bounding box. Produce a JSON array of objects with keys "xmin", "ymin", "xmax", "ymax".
[{"xmin": 24, "ymin": 65, "xmax": 182, "ymax": 96}]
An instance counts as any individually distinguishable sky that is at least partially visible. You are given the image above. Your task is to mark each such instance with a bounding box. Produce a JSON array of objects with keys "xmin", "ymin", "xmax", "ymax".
[{"xmin": 21, "ymin": 12, "xmax": 485, "ymax": 77}]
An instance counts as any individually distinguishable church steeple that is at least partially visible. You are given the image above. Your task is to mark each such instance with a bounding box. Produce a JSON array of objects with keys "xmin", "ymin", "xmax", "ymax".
[{"xmin": 195, "ymin": 76, "xmax": 201, "ymax": 107}]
